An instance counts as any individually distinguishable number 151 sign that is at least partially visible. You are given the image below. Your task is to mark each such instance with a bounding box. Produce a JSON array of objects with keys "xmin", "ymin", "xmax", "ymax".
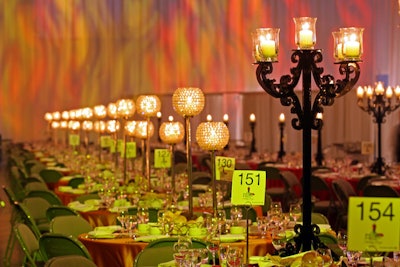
[
  {"xmin": 348, "ymin": 197, "xmax": 400, "ymax": 252},
  {"xmin": 231, "ymin": 170, "xmax": 266, "ymax": 206}
]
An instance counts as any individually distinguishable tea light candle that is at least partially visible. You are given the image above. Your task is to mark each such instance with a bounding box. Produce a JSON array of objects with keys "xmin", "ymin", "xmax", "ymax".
[
  {"xmin": 206, "ymin": 114, "xmax": 212, "ymax": 122},
  {"xmin": 223, "ymin": 114, "xmax": 229, "ymax": 123},
  {"xmin": 299, "ymin": 23, "xmax": 313, "ymax": 48},
  {"xmin": 260, "ymin": 34, "xmax": 276, "ymax": 58},
  {"xmin": 316, "ymin": 112, "xmax": 323, "ymax": 120},
  {"xmin": 344, "ymin": 34, "xmax": 360, "ymax": 57}
]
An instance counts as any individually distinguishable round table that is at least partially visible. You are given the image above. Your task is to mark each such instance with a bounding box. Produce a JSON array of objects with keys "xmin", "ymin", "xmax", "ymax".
[{"xmin": 78, "ymin": 234, "xmax": 274, "ymax": 267}]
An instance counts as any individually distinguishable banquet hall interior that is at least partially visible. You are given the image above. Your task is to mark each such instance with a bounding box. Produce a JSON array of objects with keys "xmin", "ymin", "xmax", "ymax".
[{"xmin": 2, "ymin": 0, "xmax": 400, "ymax": 266}]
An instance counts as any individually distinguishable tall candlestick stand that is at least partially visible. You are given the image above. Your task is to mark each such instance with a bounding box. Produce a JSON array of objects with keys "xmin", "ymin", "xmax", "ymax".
[
  {"xmin": 357, "ymin": 83, "xmax": 400, "ymax": 175},
  {"xmin": 315, "ymin": 112, "xmax": 324, "ymax": 166},
  {"xmin": 277, "ymin": 120, "xmax": 286, "ymax": 162},
  {"xmin": 249, "ymin": 114, "xmax": 257, "ymax": 155}
]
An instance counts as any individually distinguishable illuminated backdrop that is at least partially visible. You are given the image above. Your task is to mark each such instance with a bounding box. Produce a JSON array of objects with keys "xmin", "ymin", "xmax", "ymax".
[{"xmin": 0, "ymin": 0, "xmax": 399, "ymax": 143}]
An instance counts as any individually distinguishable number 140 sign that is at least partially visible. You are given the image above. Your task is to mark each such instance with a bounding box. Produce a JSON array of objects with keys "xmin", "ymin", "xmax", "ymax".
[
  {"xmin": 348, "ymin": 197, "xmax": 400, "ymax": 252},
  {"xmin": 231, "ymin": 170, "xmax": 266, "ymax": 206}
]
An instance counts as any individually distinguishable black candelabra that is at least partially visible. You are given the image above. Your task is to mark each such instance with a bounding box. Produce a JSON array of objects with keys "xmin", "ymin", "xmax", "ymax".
[
  {"xmin": 357, "ymin": 82, "xmax": 400, "ymax": 175},
  {"xmin": 277, "ymin": 114, "xmax": 286, "ymax": 162},
  {"xmin": 315, "ymin": 112, "xmax": 324, "ymax": 166},
  {"xmin": 249, "ymin": 113, "xmax": 257, "ymax": 155},
  {"xmin": 253, "ymin": 20, "xmax": 361, "ymax": 251}
]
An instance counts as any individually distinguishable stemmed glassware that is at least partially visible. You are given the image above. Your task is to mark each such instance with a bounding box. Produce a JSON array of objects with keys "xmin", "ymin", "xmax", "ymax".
[
  {"xmin": 257, "ymin": 216, "xmax": 269, "ymax": 238},
  {"xmin": 289, "ymin": 203, "xmax": 302, "ymax": 225},
  {"xmin": 207, "ymin": 242, "xmax": 219, "ymax": 266},
  {"xmin": 137, "ymin": 206, "xmax": 149, "ymax": 224},
  {"xmin": 126, "ymin": 215, "xmax": 138, "ymax": 238},
  {"xmin": 337, "ymin": 231, "xmax": 348, "ymax": 255},
  {"xmin": 226, "ymin": 247, "xmax": 243, "ymax": 267},
  {"xmin": 116, "ymin": 209, "xmax": 129, "ymax": 234}
]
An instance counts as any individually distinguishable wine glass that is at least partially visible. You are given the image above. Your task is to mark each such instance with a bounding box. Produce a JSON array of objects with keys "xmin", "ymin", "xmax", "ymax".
[
  {"xmin": 126, "ymin": 215, "xmax": 138, "ymax": 238},
  {"xmin": 257, "ymin": 216, "xmax": 269, "ymax": 238},
  {"xmin": 116, "ymin": 209, "xmax": 129, "ymax": 234},
  {"xmin": 137, "ymin": 206, "xmax": 149, "ymax": 224},
  {"xmin": 219, "ymin": 245, "xmax": 230, "ymax": 266},
  {"xmin": 346, "ymin": 250, "xmax": 362, "ymax": 267},
  {"xmin": 289, "ymin": 203, "xmax": 302, "ymax": 224},
  {"xmin": 337, "ymin": 231, "xmax": 348, "ymax": 255},
  {"xmin": 226, "ymin": 247, "xmax": 243, "ymax": 267},
  {"xmin": 207, "ymin": 242, "xmax": 219, "ymax": 266},
  {"xmin": 271, "ymin": 226, "xmax": 287, "ymax": 251}
]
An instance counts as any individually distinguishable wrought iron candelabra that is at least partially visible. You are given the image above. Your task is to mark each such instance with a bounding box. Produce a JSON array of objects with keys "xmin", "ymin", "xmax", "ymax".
[
  {"xmin": 315, "ymin": 112, "xmax": 324, "ymax": 166},
  {"xmin": 357, "ymin": 82, "xmax": 400, "ymax": 175},
  {"xmin": 277, "ymin": 114, "xmax": 286, "ymax": 162},
  {"xmin": 253, "ymin": 19, "xmax": 362, "ymax": 251}
]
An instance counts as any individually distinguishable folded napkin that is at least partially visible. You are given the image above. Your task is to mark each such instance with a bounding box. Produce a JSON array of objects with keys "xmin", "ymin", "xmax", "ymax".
[
  {"xmin": 94, "ymin": 225, "xmax": 122, "ymax": 233},
  {"xmin": 58, "ymin": 186, "xmax": 73, "ymax": 192},
  {"xmin": 158, "ymin": 260, "xmax": 176, "ymax": 267},
  {"xmin": 68, "ymin": 201, "xmax": 99, "ymax": 212},
  {"xmin": 135, "ymin": 235, "xmax": 168, "ymax": 242},
  {"xmin": 87, "ymin": 230, "xmax": 115, "ymax": 239},
  {"xmin": 215, "ymin": 234, "xmax": 245, "ymax": 242}
]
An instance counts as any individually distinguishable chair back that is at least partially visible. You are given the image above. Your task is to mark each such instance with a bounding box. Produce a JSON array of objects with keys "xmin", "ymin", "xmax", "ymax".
[
  {"xmin": 134, "ymin": 246, "xmax": 175, "ymax": 267},
  {"xmin": 23, "ymin": 196, "xmax": 51, "ymax": 224},
  {"xmin": 39, "ymin": 233, "xmax": 92, "ymax": 261},
  {"xmin": 46, "ymin": 206, "xmax": 79, "ymax": 222},
  {"xmin": 14, "ymin": 223, "xmax": 42, "ymax": 267},
  {"xmin": 356, "ymin": 174, "xmax": 381, "ymax": 194},
  {"xmin": 280, "ymin": 171, "xmax": 302, "ymax": 199},
  {"xmin": 192, "ymin": 171, "xmax": 212, "ymax": 185},
  {"xmin": 27, "ymin": 190, "xmax": 63, "ymax": 205},
  {"xmin": 50, "ymin": 215, "xmax": 93, "ymax": 239},
  {"xmin": 14, "ymin": 202, "xmax": 43, "ymax": 238},
  {"xmin": 258, "ymin": 166, "xmax": 281, "ymax": 181},
  {"xmin": 25, "ymin": 181, "xmax": 49, "ymax": 192},
  {"xmin": 331, "ymin": 179, "xmax": 357, "ymax": 210},
  {"xmin": 39, "ymin": 169, "xmax": 63, "ymax": 183},
  {"xmin": 68, "ymin": 177, "xmax": 85, "ymax": 189},
  {"xmin": 363, "ymin": 184, "xmax": 400, "ymax": 198},
  {"xmin": 44, "ymin": 255, "xmax": 97, "ymax": 267}
]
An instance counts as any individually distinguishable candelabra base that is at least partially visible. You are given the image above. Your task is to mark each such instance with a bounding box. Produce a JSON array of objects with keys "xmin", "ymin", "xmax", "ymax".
[{"xmin": 370, "ymin": 158, "xmax": 386, "ymax": 175}]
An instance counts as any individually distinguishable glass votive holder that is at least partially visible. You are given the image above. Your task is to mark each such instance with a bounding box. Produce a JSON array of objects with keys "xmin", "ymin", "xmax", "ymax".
[
  {"xmin": 293, "ymin": 17, "xmax": 317, "ymax": 49},
  {"xmin": 332, "ymin": 31, "xmax": 345, "ymax": 61},
  {"xmin": 341, "ymin": 27, "xmax": 364, "ymax": 61},
  {"xmin": 252, "ymin": 28, "xmax": 280, "ymax": 62}
]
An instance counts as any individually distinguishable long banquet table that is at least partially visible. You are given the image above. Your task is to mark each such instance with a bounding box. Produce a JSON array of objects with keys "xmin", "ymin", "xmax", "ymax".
[{"xmin": 78, "ymin": 234, "xmax": 274, "ymax": 267}]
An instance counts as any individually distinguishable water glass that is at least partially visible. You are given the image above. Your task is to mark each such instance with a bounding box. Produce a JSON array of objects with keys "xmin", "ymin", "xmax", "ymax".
[
  {"xmin": 257, "ymin": 216, "xmax": 269, "ymax": 238},
  {"xmin": 289, "ymin": 203, "xmax": 302, "ymax": 224},
  {"xmin": 137, "ymin": 206, "xmax": 149, "ymax": 224}
]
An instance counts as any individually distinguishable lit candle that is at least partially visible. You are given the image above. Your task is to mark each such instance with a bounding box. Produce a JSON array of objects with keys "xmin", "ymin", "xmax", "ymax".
[
  {"xmin": 279, "ymin": 113, "xmax": 285, "ymax": 123},
  {"xmin": 375, "ymin": 82, "xmax": 385, "ymax": 95},
  {"xmin": 386, "ymin": 86, "xmax": 393, "ymax": 98},
  {"xmin": 366, "ymin": 86, "xmax": 373, "ymax": 98},
  {"xmin": 343, "ymin": 34, "xmax": 360, "ymax": 57},
  {"xmin": 168, "ymin": 116, "xmax": 174, "ymax": 122},
  {"xmin": 249, "ymin": 113, "xmax": 256, "ymax": 122},
  {"xmin": 316, "ymin": 112, "xmax": 323, "ymax": 120},
  {"xmin": 206, "ymin": 114, "xmax": 212, "ymax": 122},
  {"xmin": 395, "ymin": 86, "xmax": 400, "ymax": 97},
  {"xmin": 299, "ymin": 23, "xmax": 313, "ymax": 48},
  {"xmin": 356, "ymin": 86, "xmax": 364, "ymax": 98},
  {"xmin": 336, "ymin": 43, "xmax": 344, "ymax": 60},
  {"xmin": 157, "ymin": 111, "xmax": 162, "ymax": 119},
  {"xmin": 223, "ymin": 114, "xmax": 229, "ymax": 122},
  {"xmin": 260, "ymin": 34, "xmax": 276, "ymax": 58}
]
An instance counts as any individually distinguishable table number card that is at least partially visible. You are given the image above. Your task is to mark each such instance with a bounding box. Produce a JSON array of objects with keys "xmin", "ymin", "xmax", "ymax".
[
  {"xmin": 215, "ymin": 156, "xmax": 235, "ymax": 181},
  {"xmin": 125, "ymin": 142, "xmax": 136, "ymax": 158},
  {"xmin": 100, "ymin": 135, "xmax": 111, "ymax": 148},
  {"xmin": 69, "ymin": 134, "xmax": 80, "ymax": 147},
  {"xmin": 109, "ymin": 139, "xmax": 116, "ymax": 153},
  {"xmin": 154, "ymin": 149, "xmax": 171, "ymax": 168},
  {"xmin": 116, "ymin": 139, "xmax": 123, "ymax": 153},
  {"xmin": 348, "ymin": 196, "xmax": 400, "ymax": 252},
  {"xmin": 231, "ymin": 170, "xmax": 266, "ymax": 206},
  {"xmin": 361, "ymin": 141, "xmax": 374, "ymax": 155}
]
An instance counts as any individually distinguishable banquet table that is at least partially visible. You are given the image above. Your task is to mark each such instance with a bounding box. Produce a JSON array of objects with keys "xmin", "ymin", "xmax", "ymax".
[{"xmin": 78, "ymin": 234, "xmax": 274, "ymax": 267}]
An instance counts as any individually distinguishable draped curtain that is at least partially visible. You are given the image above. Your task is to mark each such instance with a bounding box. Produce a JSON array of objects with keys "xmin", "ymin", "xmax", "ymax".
[{"xmin": 1, "ymin": 0, "xmax": 400, "ymax": 162}]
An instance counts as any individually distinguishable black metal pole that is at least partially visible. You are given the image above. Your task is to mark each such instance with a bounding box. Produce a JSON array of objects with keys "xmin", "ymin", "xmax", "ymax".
[
  {"xmin": 249, "ymin": 121, "xmax": 256, "ymax": 154},
  {"xmin": 278, "ymin": 122, "xmax": 286, "ymax": 162},
  {"xmin": 315, "ymin": 127, "xmax": 324, "ymax": 166},
  {"xmin": 371, "ymin": 115, "xmax": 385, "ymax": 175}
]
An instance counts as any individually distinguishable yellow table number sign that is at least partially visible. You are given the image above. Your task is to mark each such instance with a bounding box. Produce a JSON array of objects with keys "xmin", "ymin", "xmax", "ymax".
[
  {"xmin": 231, "ymin": 170, "xmax": 266, "ymax": 206},
  {"xmin": 69, "ymin": 134, "xmax": 80, "ymax": 147},
  {"xmin": 215, "ymin": 156, "xmax": 235, "ymax": 181},
  {"xmin": 348, "ymin": 196, "xmax": 400, "ymax": 252},
  {"xmin": 154, "ymin": 149, "xmax": 171, "ymax": 168},
  {"xmin": 125, "ymin": 142, "xmax": 136, "ymax": 159},
  {"xmin": 100, "ymin": 135, "xmax": 111, "ymax": 148}
]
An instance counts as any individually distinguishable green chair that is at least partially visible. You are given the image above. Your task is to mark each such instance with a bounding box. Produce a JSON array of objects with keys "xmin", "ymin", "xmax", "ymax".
[
  {"xmin": 24, "ymin": 181, "xmax": 49, "ymax": 192},
  {"xmin": 299, "ymin": 212, "xmax": 330, "ymax": 224},
  {"xmin": 46, "ymin": 206, "xmax": 79, "ymax": 222},
  {"xmin": 23, "ymin": 196, "xmax": 51, "ymax": 226},
  {"xmin": 39, "ymin": 169, "xmax": 63, "ymax": 189},
  {"xmin": 127, "ymin": 207, "xmax": 159, "ymax": 223},
  {"xmin": 39, "ymin": 233, "xmax": 92, "ymax": 261},
  {"xmin": 26, "ymin": 190, "xmax": 63, "ymax": 205},
  {"xmin": 75, "ymin": 193, "xmax": 100, "ymax": 204},
  {"xmin": 68, "ymin": 177, "xmax": 85, "ymax": 189},
  {"xmin": 50, "ymin": 215, "xmax": 93, "ymax": 239},
  {"xmin": 14, "ymin": 223, "xmax": 44, "ymax": 267},
  {"xmin": 318, "ymin": 232, "xmax": 338, "ymax": 245},
  {"xmin": 44, "ymin": 255, "xmax": 97, "ymax": 267},
  {"xmin": 134, "ymin": 246, "xmax": 175, "ymax": 267}
]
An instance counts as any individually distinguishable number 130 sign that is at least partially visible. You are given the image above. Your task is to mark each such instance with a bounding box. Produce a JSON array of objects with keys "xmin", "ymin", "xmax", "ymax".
[
  {"xmin": 348, "ymin": 197, "xmax": 400, "ymax": 252},
  {"xmin": 231, "ymin": 170, "xmax": 266, "ymax": 206}
]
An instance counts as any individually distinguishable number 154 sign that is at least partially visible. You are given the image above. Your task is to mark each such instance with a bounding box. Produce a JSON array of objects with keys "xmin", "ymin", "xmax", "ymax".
[{"xmin": 348, "ymin": 197, "xmax": 400, "ymax": 252}]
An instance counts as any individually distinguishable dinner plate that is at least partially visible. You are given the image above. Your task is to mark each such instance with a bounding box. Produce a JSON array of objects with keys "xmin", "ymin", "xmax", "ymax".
[{"xmin": 215, "ymin": 234, "xmax": 245, "ymax": 243}]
